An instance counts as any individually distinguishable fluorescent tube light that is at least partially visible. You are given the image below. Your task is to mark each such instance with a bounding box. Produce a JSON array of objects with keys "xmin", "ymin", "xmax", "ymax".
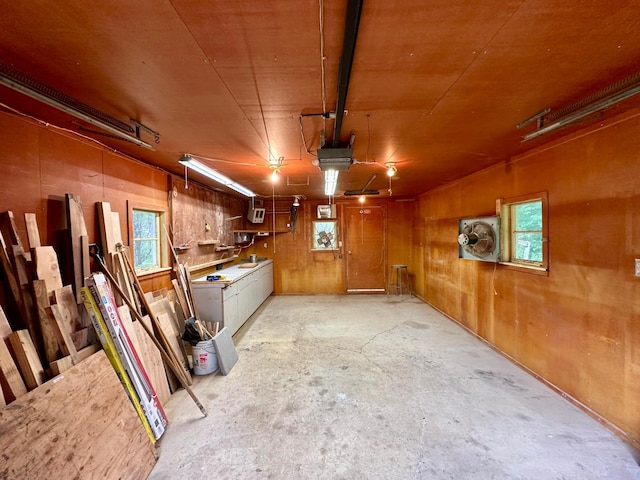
[
  {"xmin": 324, "ymin": 170, "xmax": 339, "ymax": 196},
  {"xmin": 179, "ymin": 155, "xmax": 256, "ymax": 197},
  {"xmin": 0, "ymin": 63, "xmax": 154, "ymax": 149}
]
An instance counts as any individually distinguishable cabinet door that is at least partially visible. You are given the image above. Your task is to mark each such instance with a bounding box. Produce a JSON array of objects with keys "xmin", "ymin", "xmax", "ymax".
[
  {"xmin": 223, "ymin": 289, "xmax": 240, "ymax": 335},
  {"xmin": 192, "ymin": 285, "xmax": 224, "ymax": 324}
]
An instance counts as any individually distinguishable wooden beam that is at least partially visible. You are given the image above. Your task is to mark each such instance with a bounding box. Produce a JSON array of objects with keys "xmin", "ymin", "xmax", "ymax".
[
  {"xmin": 0, "ymin": 305, "xmax": 11, "ymax": 339},
  {"xmin": 48, "ymin": 304, "xmax": 80, "ymax": 363},
  {"xmin": 32, "ymin": 279, "xmax": 62, "ymax": 365},
  {"xmin": 24, "ymin": 213, "xmax": 41, "ymax": 249},
  {"xmin": 0, "ymin": 336, "xmax": 27, "ymax": 402},
  {"xmin": 66, "ymin": 194, "xmax": 88, "ymax": 303},
  {"xmin": 49, "ymin": 343, "xmax": 100, "ymax": 376},
  {"xmin": 0, "ymin": 230, "xmax": 28, "ymax": 325},
  {"xmin": 0, "ymin": 350, "xmax": 157, "ymax": 479},
  {"xmin": 33, "ymin": 246, "xmax": 63, "ymax": 293},
  {"xmin": 7, "ymin": 330, "xmax": 45, "ymax": 390},
  {"xmin": 0, "ymin": 210, "xmax": 25, "ymax": 251},
  {"xmin": 53, "ymin": 285, "xmax": 83, "ymax": 333},
  {"xmin": 11, "ymin": 244, "xmax": 42, "ymax": 360}
]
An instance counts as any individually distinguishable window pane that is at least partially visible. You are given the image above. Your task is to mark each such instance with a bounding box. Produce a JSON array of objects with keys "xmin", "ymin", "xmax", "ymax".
[
  {"xmin": 513, "ymin": 201, "xmax": 542, "ymax": 231},
  {"xmin": 514, "ymin": 233, "xmax": 543, "ymax": 262},
  {"xmin": 134, "ymin": 211, "xmax": 158, "ymax": 239},
  {"xmin": 134, "ymin": 239, "xmax": 158, "ymax": 269}
]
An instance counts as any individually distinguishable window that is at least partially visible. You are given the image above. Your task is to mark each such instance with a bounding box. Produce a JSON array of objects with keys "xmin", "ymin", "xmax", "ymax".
[
  {"xmin": 500, "ymin": 192, "xmax": 548, "ymax": 272},
  {"xmin": 311, "ymin": 221, "xmax": 338, "ymax": 250},
  {"xmin": 132, "ymin": 208, "xmax": 167, "ymax": 272}
]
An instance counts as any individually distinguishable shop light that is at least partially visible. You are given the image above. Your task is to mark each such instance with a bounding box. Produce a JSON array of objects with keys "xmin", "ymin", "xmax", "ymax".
[
  {"xmin": 179, "ymin": 155, "xmax": 256, "ymax": 197},
  {"xmin": 324, "ymin": 170, "xmax": 339, "ymax": 196}
]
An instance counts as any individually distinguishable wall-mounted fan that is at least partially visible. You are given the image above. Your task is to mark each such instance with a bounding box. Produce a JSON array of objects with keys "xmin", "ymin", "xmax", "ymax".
[{"xmin": 457, "ymin": 216, "xmax": 500, "ymax": 262}]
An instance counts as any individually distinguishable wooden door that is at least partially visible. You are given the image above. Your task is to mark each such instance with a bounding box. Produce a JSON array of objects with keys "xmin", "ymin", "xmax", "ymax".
[{"xmin": 344, "ymin": 205, "xmax": 386, "ymax": 292}]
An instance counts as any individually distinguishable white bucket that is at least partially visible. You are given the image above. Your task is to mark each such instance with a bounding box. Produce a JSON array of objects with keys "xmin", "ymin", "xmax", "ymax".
[{"xmin": 192, "ymin": 339, "xmax": 218, "ymax": 375}]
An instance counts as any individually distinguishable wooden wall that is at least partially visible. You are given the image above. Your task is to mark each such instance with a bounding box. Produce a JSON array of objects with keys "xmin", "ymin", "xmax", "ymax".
[
  {"xmin": 413, "ymin": 108, "xmax": 640, "ymax": 446},
  {"xmin": 169, "ymin": 176, "xmax": 245, "ymax": 272},
  {"xmin": 0, "ymin": 110, "xmax": 171, "ymax": 294},
  {"xmin": 239, "ymin": 197, "xmax": 415, "ymax": 295},
  {"xmin": 0, "ymin": 110, "xmax": 416, "ymax": 298}
]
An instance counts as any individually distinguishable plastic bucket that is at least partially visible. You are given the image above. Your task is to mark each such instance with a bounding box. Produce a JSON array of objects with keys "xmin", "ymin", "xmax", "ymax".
[{"xmin": 192, "ymin": 339, "xmax": 218, "ymax": 375}]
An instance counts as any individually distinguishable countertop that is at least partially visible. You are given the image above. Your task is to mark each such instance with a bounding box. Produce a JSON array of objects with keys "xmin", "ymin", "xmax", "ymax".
[{"xmin": 192, "ymin": 259, "xmax": 273, "ymax": 285}]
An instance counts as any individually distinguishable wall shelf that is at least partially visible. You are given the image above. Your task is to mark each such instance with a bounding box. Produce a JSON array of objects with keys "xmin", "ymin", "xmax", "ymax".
[
  {"xmin": 198, "ymin": 240, "xmax": 221, "ymax": 246},
  {"xmin": 215, "ymin": 245, "xmax": 235, "ymax": 252},
  {"xmin": 233, "ymin": 229, "xmax": 289, "ymax": 234}
]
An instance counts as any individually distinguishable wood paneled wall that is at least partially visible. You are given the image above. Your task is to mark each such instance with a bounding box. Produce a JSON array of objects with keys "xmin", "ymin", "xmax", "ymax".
[
  {"xmin": 413, "ymin": 108, "xmax": 640, "ymax": 447},
  {"xmin": 239, "ymin": 197, "xmax": 415, "ymax": 294},
  {"xmin": 0, "ymin": 111, "xmax": 172, "ymax": 293}
]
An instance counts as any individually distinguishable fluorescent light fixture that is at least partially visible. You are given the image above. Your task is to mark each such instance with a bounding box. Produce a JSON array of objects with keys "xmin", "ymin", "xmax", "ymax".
[
  {"xmin": 0, "ymin": 62, "xmax": 154, "ymax": 149},
  {"xmin": 324, "ymin": 170, "xmax": 339, "ymax": 196},
  {"xmin": 179, "ymin": 155, "xmax": 256, "ymax": 197}
]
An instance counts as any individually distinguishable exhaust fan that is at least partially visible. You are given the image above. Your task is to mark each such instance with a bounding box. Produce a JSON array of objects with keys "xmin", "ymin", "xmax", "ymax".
[{"xmin": 458, "ymin": 216, "xmax": 500, "ymax": 262}]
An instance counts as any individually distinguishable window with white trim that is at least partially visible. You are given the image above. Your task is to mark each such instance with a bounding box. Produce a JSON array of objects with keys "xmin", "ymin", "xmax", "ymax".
[
  {"xmin": 500, "ymin": 192, "xmax": 548, "ymax": 271},
  {"xmin": 132, "ymin": 208, "xmax": 167, "ymax": 272}
]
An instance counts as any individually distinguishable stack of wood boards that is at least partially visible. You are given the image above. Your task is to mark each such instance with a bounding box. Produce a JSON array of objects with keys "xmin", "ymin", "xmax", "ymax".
[
  {"xmin": 2, "ymin": 199, "xmax": 199, "ymax": 423},
  {"xmin": 96, "ymin": 202, "xmax": 192, "ymax": 392},
  {"xmin": 0, "ymin": 350, "xmax": 157, "ymax": 480},
  {"xmin": 0, "ymin": 206, "xmax": 99, "ymax": 408}
]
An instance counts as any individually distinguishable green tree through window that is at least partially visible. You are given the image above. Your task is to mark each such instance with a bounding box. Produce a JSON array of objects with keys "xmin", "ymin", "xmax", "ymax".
[
  {"xmin": 133, "ymin": 209, "xmax": 160, "ymax": 270},
  {"xmin": 512, "ymin": 201, "xmax": 543, "ymax": 263}
]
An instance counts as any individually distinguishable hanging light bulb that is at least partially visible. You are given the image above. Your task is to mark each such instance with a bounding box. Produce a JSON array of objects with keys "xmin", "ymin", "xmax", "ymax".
[
  {"xmin": 386, "ymin": 163, "xmax": 397, "ymax": 177},
  {"xmin": 270, "ymin": 169, "xmax": 279, "ymax": 182},
  {"xmin": 359, "ymin": 195, "xmax": 365, "ymax": 203}
]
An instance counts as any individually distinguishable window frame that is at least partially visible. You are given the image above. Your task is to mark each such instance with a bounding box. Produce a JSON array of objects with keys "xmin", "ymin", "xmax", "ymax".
[
  {"xmin": 130, "ymin": 206, "xmax": 170, "ymax": 275},
  {"xmin": 499, "ymin": 191, "xmax": 549, "ymax": 275}
]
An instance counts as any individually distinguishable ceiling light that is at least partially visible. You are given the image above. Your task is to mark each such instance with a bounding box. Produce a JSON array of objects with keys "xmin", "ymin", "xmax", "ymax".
[
  {"xmin": 386, "ymin": 163, "xmax": 397, "ymax": 177},
  {"xmin": 293, "ymin": 196, "xmax": 300, "ymax": 207},
  {"xmin": 270, "ymin": 169, "xmax": 279, "ymax": 182},
  {"xmin": 179, "ymin": 155, "xmax": 256, "ymax": 197},
  {"xmin": 359, "ymin": 195, "xmax": 365, "ymax": 203},
  {"xmin": 324, "ymin": 170, "xmax": 339, "ymax": 196}
]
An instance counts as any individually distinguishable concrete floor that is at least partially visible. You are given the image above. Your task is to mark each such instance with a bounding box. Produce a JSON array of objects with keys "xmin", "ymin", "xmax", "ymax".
[{"xmin": 148, "ymin": 295, "xmax": 640, "ymax": 480}]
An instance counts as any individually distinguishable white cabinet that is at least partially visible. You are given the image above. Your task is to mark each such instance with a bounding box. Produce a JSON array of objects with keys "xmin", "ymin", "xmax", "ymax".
[{"xmin": 192, "ymin": 260, "xmax": 273, "ymax": 336}]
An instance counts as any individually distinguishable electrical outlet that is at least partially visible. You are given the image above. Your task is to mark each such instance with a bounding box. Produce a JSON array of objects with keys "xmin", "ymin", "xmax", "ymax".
[
  {"xmin": 635, "ymin": 259, "xmax": 640, "ymax": 277},
  {"xmin": 263, "ymin": 242, "xmax": 268, "ymax": 249}
]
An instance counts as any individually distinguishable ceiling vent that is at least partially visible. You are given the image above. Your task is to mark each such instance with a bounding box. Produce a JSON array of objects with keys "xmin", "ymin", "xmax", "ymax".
[{"xmin": 317, "ymin": 148, "xmax": 353, "ymax": 171}]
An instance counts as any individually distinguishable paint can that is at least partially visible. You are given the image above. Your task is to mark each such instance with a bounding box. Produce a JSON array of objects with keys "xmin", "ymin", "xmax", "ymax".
[
  {"xmin": 249, "ymin": 254, "xmax": 258, "ymax": 263},
  {"xmin": 192, "ymin": 339, "xmax": 218, "ymax": 375}
]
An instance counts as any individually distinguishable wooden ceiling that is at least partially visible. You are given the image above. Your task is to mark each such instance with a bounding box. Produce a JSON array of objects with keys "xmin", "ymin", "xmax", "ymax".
[{"xmin": 1, "ymin": 1, "xmax": 640, "ymax": 200}]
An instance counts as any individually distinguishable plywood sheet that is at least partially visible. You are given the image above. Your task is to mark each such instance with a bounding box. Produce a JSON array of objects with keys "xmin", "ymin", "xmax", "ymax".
[
  {"xmin": 133, "ymin": 315, "xmax": 171, "ymax": 406},
  {"xmin": 0, "ymin": 350, "xmax": 157, "ymax": 479}
]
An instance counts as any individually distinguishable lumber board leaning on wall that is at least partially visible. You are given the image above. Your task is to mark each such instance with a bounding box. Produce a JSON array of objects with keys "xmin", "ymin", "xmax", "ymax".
[{"xmin": 0, "ymin": 350, "xmax": 157, "ymax": 480}]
